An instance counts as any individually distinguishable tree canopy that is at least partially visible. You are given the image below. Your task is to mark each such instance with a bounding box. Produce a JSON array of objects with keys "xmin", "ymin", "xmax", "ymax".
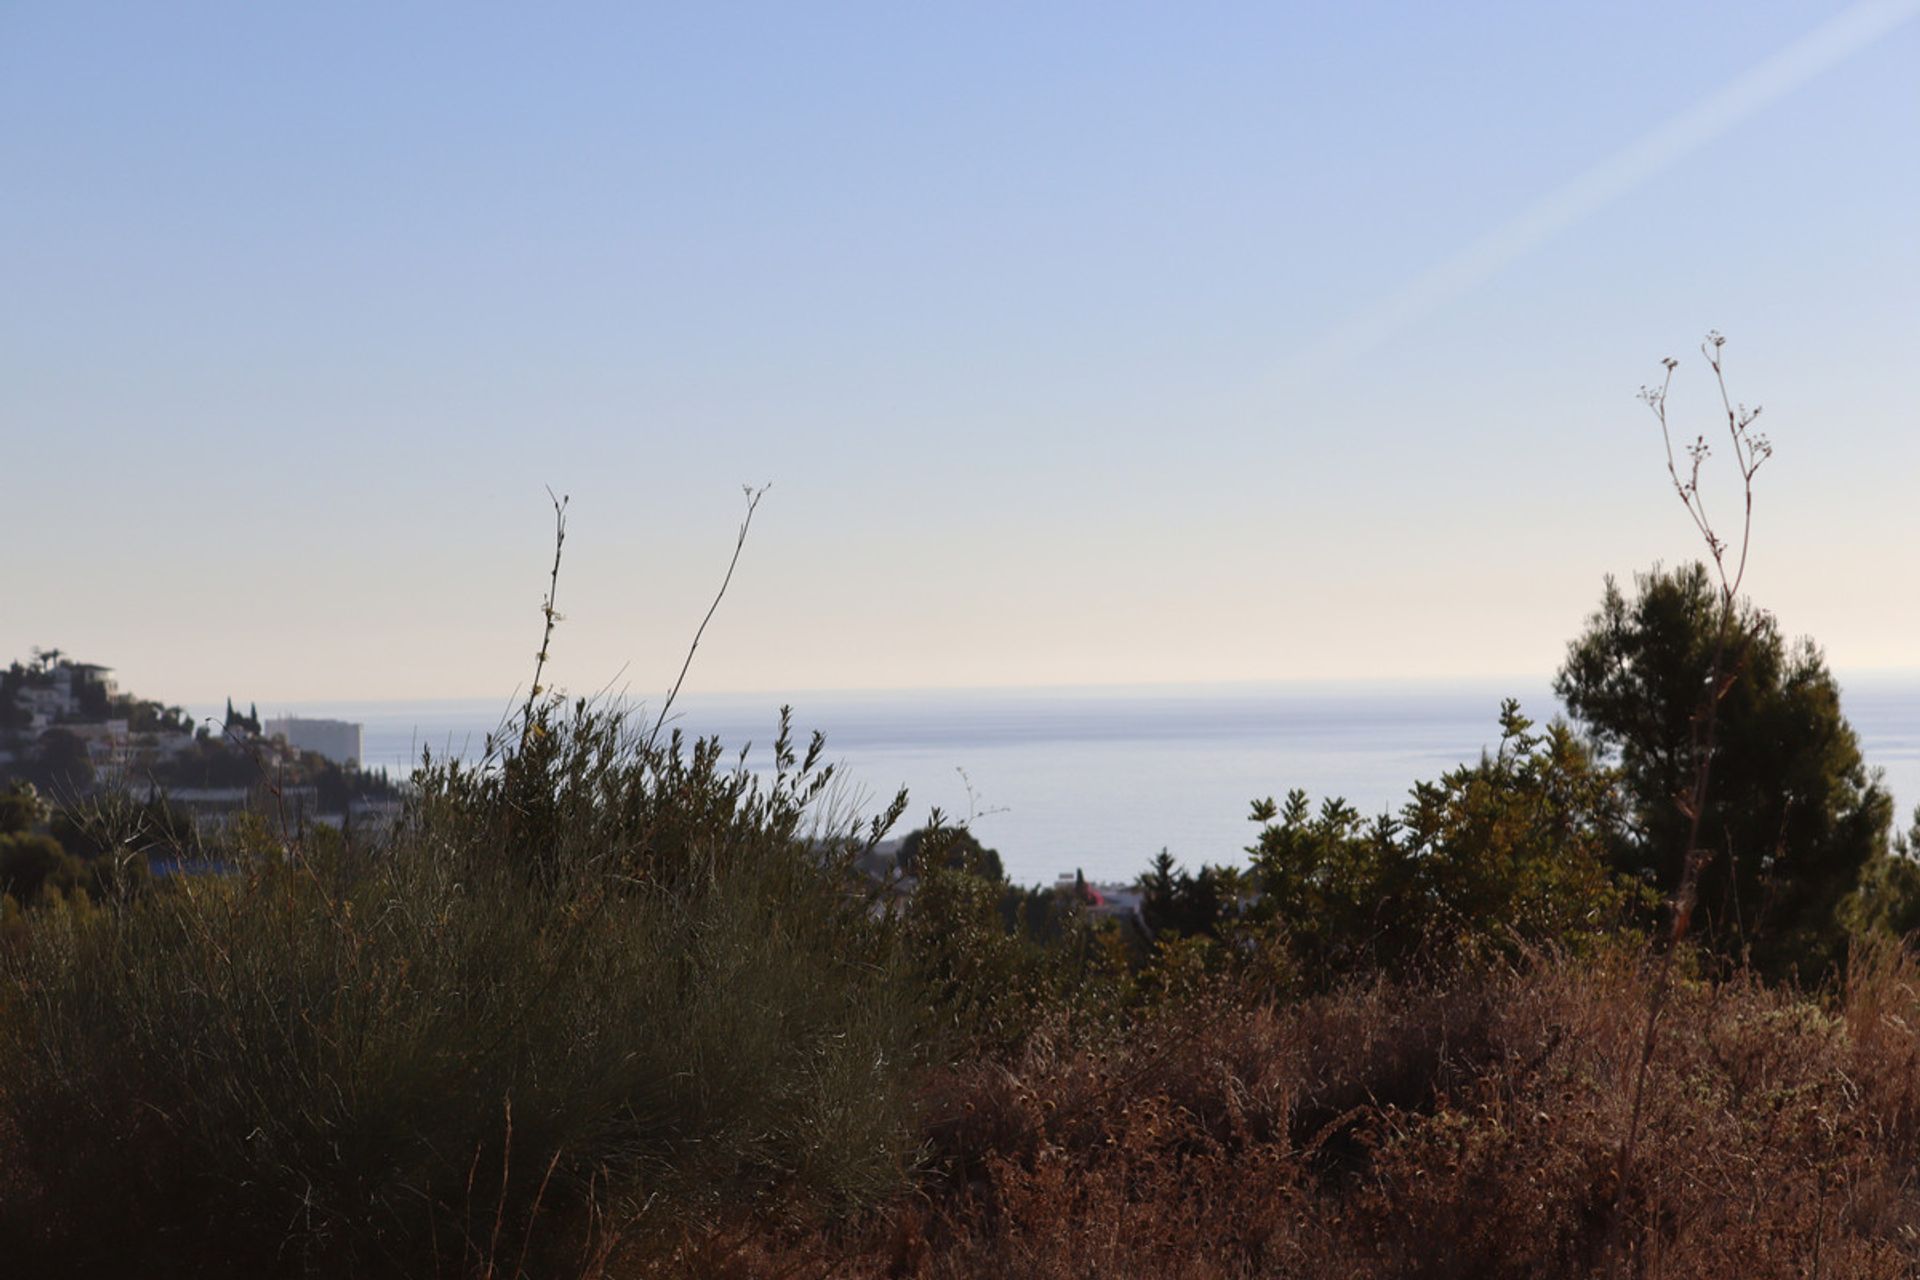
[
  {"xmin": 0, "ymin": 783, "xmax": 45, "ymax": 836},
  {"xmin": 1555, "ymin": 563, "xmax": 1892, "ymax": 978},
  {"xmin": 896, "ymin": 825, "xmax": 1006, "ymax": 883}
]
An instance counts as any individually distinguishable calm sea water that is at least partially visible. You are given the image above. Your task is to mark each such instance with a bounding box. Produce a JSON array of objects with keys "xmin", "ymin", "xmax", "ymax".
[{"xmin": 240, "ymin": 677, "xmax": 1920, "ymax": 889}]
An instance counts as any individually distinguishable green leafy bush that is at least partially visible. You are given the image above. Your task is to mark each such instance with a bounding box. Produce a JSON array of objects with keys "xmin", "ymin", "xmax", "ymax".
[
  {"xmin": 0, "ymin": 831, "xmax": 75, "ymax": 903},
  {"xmin": 1843, "ymin": 807, "xmax": 1920, "ymax": 943},
  {"xmin": 1242, "ymin": 701, "xmax": 1639, "ymax": 986},
  {"xmin": 897, "ymin": 822, "xmax": 1134, "ymax": 1056},
  {"xmin": 0, "ymin": 699, "xmax": 922, "ymax": 1278},
  {"xmin": 0, "ymin": 782, "xmax": 46, "ymax": 835}
]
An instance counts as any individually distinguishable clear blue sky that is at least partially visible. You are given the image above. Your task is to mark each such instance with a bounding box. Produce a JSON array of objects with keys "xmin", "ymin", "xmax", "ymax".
[{"xmin": 4, "ymin": 2, "xmax": 1916, "ymax": 704}]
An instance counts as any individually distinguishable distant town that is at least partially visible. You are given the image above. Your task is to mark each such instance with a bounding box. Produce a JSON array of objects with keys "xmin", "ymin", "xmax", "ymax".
[{"xmin": 0, "ymin": 648, "xmax": 401, "ymax": 835}]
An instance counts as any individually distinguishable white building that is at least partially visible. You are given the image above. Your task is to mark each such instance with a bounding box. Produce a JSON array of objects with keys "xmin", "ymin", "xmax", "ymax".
[
  {"xmin": 265, "ymin": 717, "xmax": 363, "ymax": 768},
  {"xmin": 69, "ymin": 719, "xmax": 132, "ymax": 764},
  {"xmin": 18, "ymin": 686, "xmax": 68, "ymax": 730}
]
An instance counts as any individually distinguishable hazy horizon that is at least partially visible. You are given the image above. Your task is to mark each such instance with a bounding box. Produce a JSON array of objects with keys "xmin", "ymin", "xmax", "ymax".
[
  {"xmin": 192, "ymin": 666, "xmax": 1920, "ymax": 721},
  {"xmin": 182, "ymin": 675, "xmax": 1920, "ymax": 886}
]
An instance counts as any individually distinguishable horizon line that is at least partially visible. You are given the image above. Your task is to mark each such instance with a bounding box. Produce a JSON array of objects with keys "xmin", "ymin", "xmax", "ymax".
[{"xmin": 197, "ymin": 666, "xmax": 1920, "ymax": 712}]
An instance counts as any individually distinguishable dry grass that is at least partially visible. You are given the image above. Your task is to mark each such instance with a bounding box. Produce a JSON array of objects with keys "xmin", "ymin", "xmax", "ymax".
[
  {"xmin": 11, "ymin": 893, "xmax": 1916, "ymax": 1278},
  {"xmin": 644, "ymin": 941, "xmax": 1920, "ymax": 1280}
]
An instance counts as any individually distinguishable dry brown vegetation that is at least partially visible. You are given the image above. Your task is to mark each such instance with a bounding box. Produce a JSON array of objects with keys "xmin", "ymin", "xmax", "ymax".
[{"xmin": 640, "ymin": 942, "xmax": 1920, "ymax": 1280}]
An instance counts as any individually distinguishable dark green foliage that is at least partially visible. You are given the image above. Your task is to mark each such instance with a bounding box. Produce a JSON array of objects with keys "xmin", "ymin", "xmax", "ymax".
[
  {"xmin": 0, "ymin": 785, "xmax": 154, "ymax": 909},
  {"xmin": 898, "ymin": 822, "xmax": 1131, "ymax": 1053},
  {"xmin": 903, "ymin": 857, "xmax": 1045, "ymax": 1045},
  {"xmin": 0, "ymin": 698, "xmax": 922, "ymax": 1278},
  {"xmin": 313, "ymin": 760, "xmax": 396, "ymax": 811},
  {"xmin": 897, "ymin": 825, "xmax": 1006, "ymax": 882},
  {"xmin": 20, "ymin": 729, "xmax": 93, "ymax": 794},
  {"xmin": 1245, "ymin": 701, "xmax": 1635, "ymax": 985},
  {"xmin": 995, "ymin": 877, "xmax": 1085, "ymax": 944},
  {"xmin": 0, "ymin": 782, "xmax": 44, "ymax": 835},
  {"xmin": 221, "ymin": 697, "xmax": 261, "ymax": 736},
  {"xmin": 1555, "ymin": 564, "xmax": 1892, "ymax": 978},
  {"xmin": 0, "ymin": 832, "xmax": 76, "ymax": 902},
  {"xmin": 152, "ymin": 734, "xmax": 260, "ymax": 788},
  {"xmin": 123, "ymin": 698, "xmax": 193, "ymax": 735},
  {"xmin": 0, "ymin": 665, "xmax": 29, "ymax": 730},
  {"xmin": 896, "ymin": 824, "xmax": 1094, "ymax": 948},
  {"xmin": 1137, "ymin": 848, "xmax": 1245, "ymax": 939},
  {"xmin": 1843, "ymin": 808, "xmax": 1920, "ymax": 942},
  {"xmin": 51, "ymin": 793, "xmax": 196, "ymax": 864},
  {"xmin": 0, "ymin": 783, "xmax": 94, "ymax": 907}
]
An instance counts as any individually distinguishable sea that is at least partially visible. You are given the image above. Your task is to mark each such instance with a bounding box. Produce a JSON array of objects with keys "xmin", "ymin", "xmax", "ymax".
[{"xmin": 227, "ymin": 676, "xmax": 1920, "ymax": 889}]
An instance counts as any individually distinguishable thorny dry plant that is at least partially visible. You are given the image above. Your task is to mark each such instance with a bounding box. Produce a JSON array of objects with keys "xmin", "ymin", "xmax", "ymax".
[
  {"xmin": 521, "ymin": 488, "xmax": 570, "ymax": 745},
  {"xmin": 1607, "ymin": 332, "xmax": 1773, "ymax": 1272},
  {"xmin": 646, "ymin": 484, "xmax": 767, "ymax": 753}
]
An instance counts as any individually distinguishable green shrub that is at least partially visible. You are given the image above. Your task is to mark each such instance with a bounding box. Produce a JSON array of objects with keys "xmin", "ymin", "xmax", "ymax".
[
  {"xmin": 1241, "ymin": 700, "xmax": 1640, "ymax": 986},
  {"xmin": 0, "ymin": 699, "xmax": 922, "ymax": 1278},
  {"xmin": 1842, "ymin": 806, "xmax": 1920, "ymax": 943},
  {"xmin": 899, "ymin": 822, "xmax": 1135, "ymax": 1057},
  {"xmin": 0, "ymin": 831, "xmax": 76, "ymax": 903},
  {"xmin": 0, "ymin": 782, "xmax": 46, "ymax": 835}
]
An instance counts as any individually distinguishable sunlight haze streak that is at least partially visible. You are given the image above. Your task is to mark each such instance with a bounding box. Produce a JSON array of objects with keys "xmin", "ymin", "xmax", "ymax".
[{"xmin": 1278, "ymin": 0, "xmax": 1920, "ymax": 383}]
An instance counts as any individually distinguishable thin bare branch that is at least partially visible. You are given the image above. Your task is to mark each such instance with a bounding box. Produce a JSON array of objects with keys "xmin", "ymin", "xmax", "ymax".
[
  {"xmin": 646, "ymin": 484, "xmax": 768, "ymax": 751},
  {"xmin": 521, "ymin": 489, "xmax": 570, "ymax": 744}
]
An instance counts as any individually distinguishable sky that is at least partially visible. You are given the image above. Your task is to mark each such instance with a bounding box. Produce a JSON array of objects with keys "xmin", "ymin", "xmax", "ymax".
[{"xmin": 3, "ymin": 1, "xmax": 1916, "ymax": 706}]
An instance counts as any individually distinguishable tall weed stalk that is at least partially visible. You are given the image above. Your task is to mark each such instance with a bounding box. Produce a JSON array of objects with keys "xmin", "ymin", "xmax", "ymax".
[{"xmin": 1606, "ymin": 333, "xmax": 1773, "ymax": 1270}]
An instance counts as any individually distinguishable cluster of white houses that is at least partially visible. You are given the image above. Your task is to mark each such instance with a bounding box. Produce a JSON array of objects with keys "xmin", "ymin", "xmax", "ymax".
[
  {"xmin": 4, "ymin": 661, "xmax": 364, "ymax": 771},
  {"xmin": 3, "ymin": 659, "xmax": 393, "ymax": 830},
  {"xmin": 0, "ymin": 661, "xmax": 181, "ymax": 772}
]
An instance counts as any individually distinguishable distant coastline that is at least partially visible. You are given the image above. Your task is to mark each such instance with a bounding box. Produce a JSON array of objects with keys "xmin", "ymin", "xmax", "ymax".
[{"xmin": 215, "ymin": 674, "xmax": 1920, "ymax": 888}]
